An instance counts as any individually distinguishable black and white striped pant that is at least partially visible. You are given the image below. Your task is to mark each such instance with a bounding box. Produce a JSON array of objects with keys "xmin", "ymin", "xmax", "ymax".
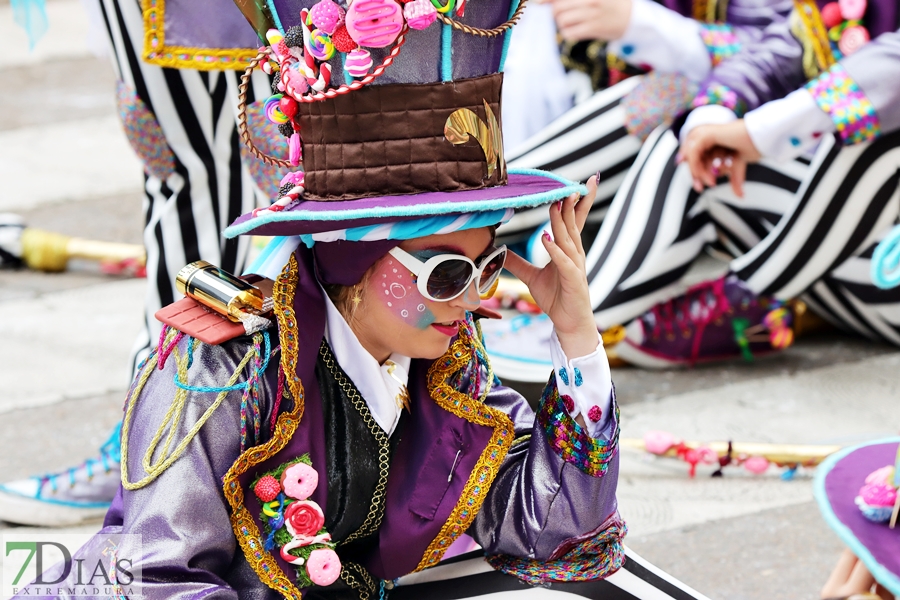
[
  {"xmin": 499, "ymin": 77, "xmax": 645, "ymax": 235},
  {"xmin": 390, "ymin": 548, "xmax": 709, "ymax": 599},
  {"xmin": 95, "ymin": 0, "xmax": 272, "ymax": 374},
  {"xmin": 585, "ymin": 126, "xmax": 900, "ymax": 346}
]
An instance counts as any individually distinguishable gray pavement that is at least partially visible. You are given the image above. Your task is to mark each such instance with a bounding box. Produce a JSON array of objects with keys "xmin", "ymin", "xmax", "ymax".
[{"xmin": 1, "ymin": 3, "xmax": 898, "ymax": 599}]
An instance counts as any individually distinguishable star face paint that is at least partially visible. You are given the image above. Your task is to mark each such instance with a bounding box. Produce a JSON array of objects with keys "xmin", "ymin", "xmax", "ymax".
[{"xmin": 376, "ymin": 255, "xmax": 436, "ymax": 330}]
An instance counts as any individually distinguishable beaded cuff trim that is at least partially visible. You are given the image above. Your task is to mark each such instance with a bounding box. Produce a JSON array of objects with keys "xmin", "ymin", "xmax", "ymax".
[
  {"xmin": 486, "ymin": 518, "xmax": 627, "ymax": 585},
  {"xmin": 223, "ymin": 256, "xmax": 306, "ymax": 600},
  {"xmin": 692, "ymin": 83, "xmax": 748, "ymax": 117},
  {"xmin": 536, "ymin": 379, "xmax": 618, "ymax": 478},
  {"xmin": 806, "ymin": 64, "xmax": 881, "ymax": 144},
  {"xmin": 142, "ymin": 0, "xmax": 259, "ymax": 71},
  {"xmin": 414, "ymin": 317, "xmax": 515, "ymax": 572},
  {"xmin": 699, "ymin": 24, "xmax": 741, "ymax": 66}
]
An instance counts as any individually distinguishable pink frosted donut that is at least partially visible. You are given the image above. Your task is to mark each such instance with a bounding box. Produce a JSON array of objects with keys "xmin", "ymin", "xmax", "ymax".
[
  {"xmin": 345, "ymin": 48, "xmax": 373, "ymax": 78},
  {"xmin": 839, "ymin": 26, "xmax": 870, "ymax": 56},
  {"xmin": 839, "ymin": 0, "xmax": 866, "ymax": 20},
  {"xmin": 310, "ymin": 0, "xmax": 345, "ymax": 35},
  {"xmin": 403, "ymin": 0, "xmax": 437, "ymax": 30},
  {"xmin": 346, "ymin": 0, "xmax": 404, "ymax": 48},
  {"xmin": 280, "ymin": 462, "xmax": 318, "ymax": 500},
  {"xmin": 306, "ymin": 548, "xmax": 342, "ymax": 586}
]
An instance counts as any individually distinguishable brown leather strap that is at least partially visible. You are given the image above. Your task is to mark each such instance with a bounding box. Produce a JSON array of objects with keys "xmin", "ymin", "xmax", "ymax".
[{"xmin": 297, "ymin": 73, "xmax": 506, "ymax": 201}]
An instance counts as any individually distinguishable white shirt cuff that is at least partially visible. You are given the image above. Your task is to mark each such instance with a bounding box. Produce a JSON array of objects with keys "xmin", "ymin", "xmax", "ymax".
[
  {"xmin": 549, "ymin": 330, "xmax": 613, "ymax": 439},
  {"xmin": 744, "ymin": 89, "xmax": 835, "ymax": 162},
  {"xmin": 608, "ymin": 0, "xmax": 711, "ymax": 82},
  {"xmin": 680, "ymin": 104, "xmax": 738, "ymax": 145}
]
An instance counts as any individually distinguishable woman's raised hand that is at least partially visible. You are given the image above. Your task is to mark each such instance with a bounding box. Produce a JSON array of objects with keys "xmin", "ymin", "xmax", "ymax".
[
  {"xmin": 539, "ymin": 0, "xmax": 633, "ymax": 42},
  {"xmin": 504, "ymin": 177, "xmax": 599, "ymax": 359},
  {"xmin": 678, "ymin": 120, "xmax": 762, "ymax": 198}
]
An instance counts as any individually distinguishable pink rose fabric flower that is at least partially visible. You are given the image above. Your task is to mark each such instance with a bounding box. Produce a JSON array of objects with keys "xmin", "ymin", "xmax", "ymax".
[{"xmin": 285, "ymin": 500, "xmax": 325, "ymax": 539}]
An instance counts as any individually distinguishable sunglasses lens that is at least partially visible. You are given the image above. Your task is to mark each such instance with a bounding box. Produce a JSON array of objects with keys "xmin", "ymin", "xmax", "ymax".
[
  {"xmin": 478, "ymin": 250, "xmax": 506, "ymax": 294},
  {"xmin": 426, "ymin": 259, "xmax": 474, "ymax": 300}
]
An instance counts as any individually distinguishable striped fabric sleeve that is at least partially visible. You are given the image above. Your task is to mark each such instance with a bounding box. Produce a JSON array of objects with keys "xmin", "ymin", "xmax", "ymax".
[{"xmin": 805, "ymin": 63, "xmax": 881, "ymax": 145}]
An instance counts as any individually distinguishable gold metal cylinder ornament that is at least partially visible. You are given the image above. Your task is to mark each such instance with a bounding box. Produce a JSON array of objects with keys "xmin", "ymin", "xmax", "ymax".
[{"xmin": 175, "ymin": 261, "xmax": 264, "ymax": 322}]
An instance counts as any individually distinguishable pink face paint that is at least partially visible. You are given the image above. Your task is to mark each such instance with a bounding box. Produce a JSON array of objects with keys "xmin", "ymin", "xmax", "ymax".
[{"xmin": 376, "ymin": 257, "xmax": 435, "ymax": 330}]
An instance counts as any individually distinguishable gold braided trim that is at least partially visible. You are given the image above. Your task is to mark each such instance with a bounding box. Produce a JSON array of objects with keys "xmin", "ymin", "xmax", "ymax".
[
  {"xmin": 319, "ymin": 342, "xmax": 392, "ymax": 545},
  {"xmin": 222, "ymin": 256, "xmax": 306, "ymax": 600},
  {"xmin": 791, "ymin": 0, "xmax": 836, "ymax": 78},
  {"xmin": 339, "ymin": 562, "xmax": 378, "ymax": 600},
  {"xmin": 413, "ymin": 324, "xmax": 515, "ymax": 572},
  {"xmin": 142, "ymin": 0, "xmax": 258, "ymax": 71}
]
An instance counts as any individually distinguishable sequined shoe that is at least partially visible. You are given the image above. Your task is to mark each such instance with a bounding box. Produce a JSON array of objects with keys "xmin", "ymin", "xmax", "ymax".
[
  {"xmin": 615, "ymin": 275, "xmax": 794, "ymax": 369},
  {"xmin": 0, "ymin": 423, "xmax": 121, "ymax": 526}
]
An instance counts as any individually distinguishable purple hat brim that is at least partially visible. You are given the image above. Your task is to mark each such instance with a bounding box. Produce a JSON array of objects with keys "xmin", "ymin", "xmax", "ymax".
[
  {"xmin": 814, "ymin": 438, "xmax": 900, "ymax": 596},
  {"xmin": 225, "ymin": 169, "xmax": 586, "ymax": 238}
]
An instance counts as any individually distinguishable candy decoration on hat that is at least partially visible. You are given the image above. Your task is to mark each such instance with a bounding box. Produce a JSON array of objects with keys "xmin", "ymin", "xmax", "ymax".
[
  {"xmin": 346, "ymin": 0, "xmax": 405, "ymax": 48},
  {"xmin": 309, "ymin": 0, "xmax": 345, "ymax": 35},
  {"xmin": 308, "ymin": 30, "xmax": 336, "ymax": 61},
  {"xmin": 404, "ymin": 0, "xmax": 438, "ymax": 30},
  {"xmin": 265, "ymin": 94, "xmax": 290, "ymax": 124},
  {"xmin": 331, "ymin": 23, "xmax": 357, "ymax": 52},
  {"xmin": 289, "ymin": 133, "xmax": 302, "ymax": 166},
  {"xmin": 345, "ymin": 48, "xmax": 373, "ymax": 78}
]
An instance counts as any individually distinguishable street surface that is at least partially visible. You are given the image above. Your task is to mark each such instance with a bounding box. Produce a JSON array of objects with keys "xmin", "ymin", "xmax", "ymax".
[{"xmin": 1, "ymin": 2, "xmax": 897, "ymax": 599}]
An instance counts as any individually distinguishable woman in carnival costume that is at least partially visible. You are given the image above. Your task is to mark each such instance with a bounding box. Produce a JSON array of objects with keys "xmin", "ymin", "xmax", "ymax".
[
  {"xmin": 499, "ymin": 0, "xmax": 900, "ymax": 370},
  {"xmin": 815, "ymin": 438, "xmax": 899, "ymax": 599},
  {"xmin": 11, "ymin": 1, "xmax": 710, "ymax": 599}
]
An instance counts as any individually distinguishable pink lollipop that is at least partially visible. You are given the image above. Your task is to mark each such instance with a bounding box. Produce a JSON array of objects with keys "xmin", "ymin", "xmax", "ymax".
[
  {"xmin": 310, "ymin": 0, "xmax": 345, "ymax": 35},
  {"xmin": 345, "ymin": 48, "xmax": 373, "ymax": 78},
  {"xmin": 346, "ymin": 0, "xmax": 404, "ymax": 48},
  {"xmin": 839, "ymin": 26, "xmax": 870, "ymax": 56},
  {"xmin": 280, "ymin": 462, "xmax": 318, "ymax": 500},
  {"xmin": 839, "ymin": 0, "xmax": 866, "ymax": 20},
  {"xmin": 306, "ymin": 548, "xmax": 342, "ymax": 586},
  {"xmin": 404, "ymin": 0, "xmax": 438, "ymax": 30}
]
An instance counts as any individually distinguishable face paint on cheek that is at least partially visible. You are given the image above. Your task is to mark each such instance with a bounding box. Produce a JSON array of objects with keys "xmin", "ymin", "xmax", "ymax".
[{"xmin": 377, "ymin": 258, "xmax": 436, "ymax": 330}]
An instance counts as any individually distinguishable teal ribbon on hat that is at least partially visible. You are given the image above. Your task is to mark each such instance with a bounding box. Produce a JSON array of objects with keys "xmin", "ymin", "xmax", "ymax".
[{"xmin": 12, "ymin": 0, "xmax": 48, "ymax": 50}]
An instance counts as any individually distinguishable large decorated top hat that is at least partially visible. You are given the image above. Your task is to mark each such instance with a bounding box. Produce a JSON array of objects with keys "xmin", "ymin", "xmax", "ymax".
[
  {"xmin": 226, "ymin": 0, "xmax": 585, "ymax": 241},
  {"xmin": 815, "ymin": 438, "xmax": 900, "ymax": 597}
]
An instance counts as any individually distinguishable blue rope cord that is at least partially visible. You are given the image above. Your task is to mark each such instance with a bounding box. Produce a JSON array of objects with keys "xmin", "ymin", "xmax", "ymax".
[{"xmin": 174, "ymin": 330, "xmax": 272, "ymax": 393}]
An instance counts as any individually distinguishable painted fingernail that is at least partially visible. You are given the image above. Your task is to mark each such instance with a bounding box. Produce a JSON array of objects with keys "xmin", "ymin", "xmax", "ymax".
[
  {"xmin": 712, "ymin": 157, "xmax": 722, "ymax": 169},
  {"xmin": 543, "ymin": 231, "xmax": 553, "ymax": 242},
  {"xmin": 675, "ymin": 154, "xmax": 684, "ymax": 165},
  {"xmin": 594, "ymin": 170, "xmax": 602, "ymax": 182},
  {"xmin": 711, "ymin": 166, "xmax": 720, "ymax": 176},
  {"xmin": 556, "ymin": 201, "xmax": 562, "ymax": 212},
  {"xmin": 725, "ymin": 156, "xmax": 733, "ymax": 167}
]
